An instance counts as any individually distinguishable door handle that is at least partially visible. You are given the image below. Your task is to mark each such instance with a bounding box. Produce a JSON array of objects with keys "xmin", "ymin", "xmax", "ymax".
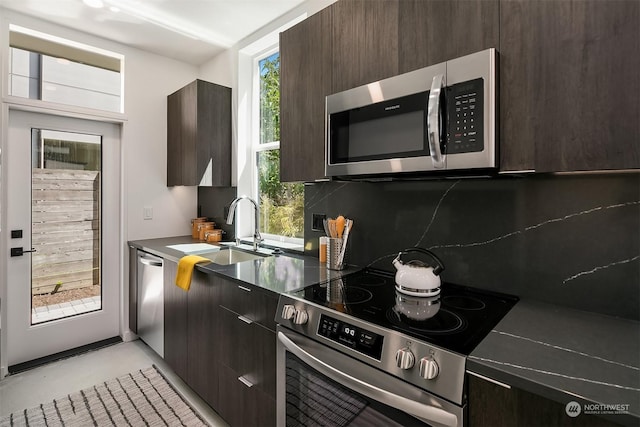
[
  {"xmin": 11, "ymin": 247, "xmax": 36, "ymax": 257},
  {"xmin": 139, "ymin": 257, "xmax": 163, "ymax": 267},
  {"xmin": 427, "ymin": 74, "xmax": 446, "ymax": 169}
]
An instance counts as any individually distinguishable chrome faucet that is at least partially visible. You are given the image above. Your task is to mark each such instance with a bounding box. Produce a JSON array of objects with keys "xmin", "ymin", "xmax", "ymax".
[{"xmin": 226, "ymin": 195, "xmax": 263, "ymax": 251}]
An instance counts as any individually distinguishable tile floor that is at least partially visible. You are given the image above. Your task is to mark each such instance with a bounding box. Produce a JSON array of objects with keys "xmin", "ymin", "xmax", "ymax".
[
  {"xmin": 0, "ymin": 339, "xmax": 229, "ymax": 426},
  {"xmin": 32, "ymin": 296, "xmax": 102, "ymax": 324}
]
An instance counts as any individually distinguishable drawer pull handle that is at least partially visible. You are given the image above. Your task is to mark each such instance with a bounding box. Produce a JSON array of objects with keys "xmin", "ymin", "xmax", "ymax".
[
  {"xmin": 238, "ymin": 315, "xmax": 253, "ymax": 324},
  {"xmin": 238, "ymin": 376, "xmax": 254, "ymax": 388},
  {"xmin": 238, "ymin": 285, "xmax": 252, "ymax": 292}
]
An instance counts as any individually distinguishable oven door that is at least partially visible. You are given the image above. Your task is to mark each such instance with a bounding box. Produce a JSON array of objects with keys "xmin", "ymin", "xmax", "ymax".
[{"xmin": 277, "ymin": 326, "xmax": 464, "ymax": 427}]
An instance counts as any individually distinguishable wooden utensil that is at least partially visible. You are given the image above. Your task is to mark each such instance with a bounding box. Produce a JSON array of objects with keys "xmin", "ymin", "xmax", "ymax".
[{"xmin": 336, "ymin": 215, "xmax": 346, "ymax": 238}]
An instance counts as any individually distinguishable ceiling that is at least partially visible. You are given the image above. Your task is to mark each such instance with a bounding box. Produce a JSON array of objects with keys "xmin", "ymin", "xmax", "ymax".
[{"xmin": 0, "ymin": 0, "xmax": 306, "ymax": 65}]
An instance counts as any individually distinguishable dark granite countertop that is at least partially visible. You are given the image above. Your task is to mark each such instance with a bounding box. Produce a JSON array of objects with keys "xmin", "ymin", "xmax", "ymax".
[
  {"xmin": 128, "ymin": 235, "xmax": 357, "ymax": 294},
  {"xmin": 468, "ymin": 299, "xmax": 640, "ymax": 425},
  {"xmin": 129, "ymin": 236, "xmax": 639, "ymax": 424}
]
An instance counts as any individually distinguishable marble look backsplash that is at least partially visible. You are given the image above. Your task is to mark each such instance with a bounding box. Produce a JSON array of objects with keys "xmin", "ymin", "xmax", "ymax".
[
  {"xmin": 198, "ymin": 186, "xmax": 237, "ymax": 241},
  {"xmin": 304, "ymin": 174, "xmax": 640, "ymax": 320}
]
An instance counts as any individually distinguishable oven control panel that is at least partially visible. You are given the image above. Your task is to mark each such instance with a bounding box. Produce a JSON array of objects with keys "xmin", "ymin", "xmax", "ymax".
[
  {"xmin": 317, "ymin": 314, "xmax": 384, "ymax": 360},
  {"xmin": 276, "ymin": 295, "xmax": 468, "ymax": 405}
]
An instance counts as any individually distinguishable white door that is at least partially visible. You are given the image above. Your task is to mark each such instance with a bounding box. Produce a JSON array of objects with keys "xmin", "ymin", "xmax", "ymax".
[{"xmin": 5, "ymin": 110, "xmax": 121, "ymax": 367}]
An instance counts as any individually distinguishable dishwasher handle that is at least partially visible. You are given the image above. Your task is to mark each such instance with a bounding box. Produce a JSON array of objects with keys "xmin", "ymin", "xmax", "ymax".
[{"xmin": 138, "ymin": 253, "xmax": 163, "ymax": 267}]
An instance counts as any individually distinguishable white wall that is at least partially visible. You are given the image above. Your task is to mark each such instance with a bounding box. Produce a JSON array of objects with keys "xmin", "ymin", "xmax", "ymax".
[
  {"xmin": 121, "ymin": 46, "xmax": 199, "ymax": 240},
  {"xmin": 0, "ymin": 9, "xmax": 201, "ymax": 241},
  {"xmin": 198, "ymin": 0, "xmax": 336, "ymax": 237}
]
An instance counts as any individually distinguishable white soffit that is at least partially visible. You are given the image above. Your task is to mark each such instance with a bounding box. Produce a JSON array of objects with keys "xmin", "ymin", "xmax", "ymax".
[{"xmin": 0, "ymin": 0, "xmax": 306, "ymax": 65}]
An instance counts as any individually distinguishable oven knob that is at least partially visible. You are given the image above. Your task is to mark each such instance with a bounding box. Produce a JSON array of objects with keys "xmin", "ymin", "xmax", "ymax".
[
  {"xmin": 395, "ymin": 348, "xmax": 415, "ymax": 370},
  {"xmin": 419, "ymin": 357, "xmax": 439, "ymax": 380},
  {"xmin": 281, "ymin": 304, "xmax": 297, "ymax": 320},
  {"xmin": 293, "ymin": 309, "xmax": 309, "ymax": 325}
]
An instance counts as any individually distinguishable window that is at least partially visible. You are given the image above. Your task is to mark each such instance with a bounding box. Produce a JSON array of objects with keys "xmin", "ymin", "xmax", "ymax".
[
  {"xmin": 252, "ymin": 51, "xmax": 304, "ymax": 241},
  {"xmin": 8, "ymin": 25, "xmax": 123, "ymax": 113}
]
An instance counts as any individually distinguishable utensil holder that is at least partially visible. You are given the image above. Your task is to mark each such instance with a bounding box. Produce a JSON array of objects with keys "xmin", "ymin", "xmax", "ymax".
[
  {"xmin": 327, "ymin": 237, "xmax": 345, "ymax": 270},
  {"xmin": 326, "ymin": 278, "xmax": 345, "ymax": 303},
  {"xmin": 319, "ymin": 236, "xmax": 328, "ymax": 263}
]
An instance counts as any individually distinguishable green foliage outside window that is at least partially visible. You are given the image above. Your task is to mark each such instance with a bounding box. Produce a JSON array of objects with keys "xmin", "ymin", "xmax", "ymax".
[{"xmin": 258, "ymin": 53, "xmax": 304, "ymax": 238}]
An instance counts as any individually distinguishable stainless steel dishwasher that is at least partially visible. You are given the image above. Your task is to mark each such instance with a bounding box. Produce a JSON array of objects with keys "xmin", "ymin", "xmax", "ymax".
[{"xmin": 137, "ymin": 250, "xmax": 164, "ymax": 357}]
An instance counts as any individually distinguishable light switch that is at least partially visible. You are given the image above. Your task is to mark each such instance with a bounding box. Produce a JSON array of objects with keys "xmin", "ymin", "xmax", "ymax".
[{"xmin": 143, "ymin": 206, "xmax": 153, "ymax": 220}]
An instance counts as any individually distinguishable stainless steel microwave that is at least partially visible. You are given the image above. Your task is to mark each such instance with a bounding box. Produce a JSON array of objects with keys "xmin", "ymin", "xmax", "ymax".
[{"xmin": 325, "ymin": 48, "xmax": 497, "ymax": 178}]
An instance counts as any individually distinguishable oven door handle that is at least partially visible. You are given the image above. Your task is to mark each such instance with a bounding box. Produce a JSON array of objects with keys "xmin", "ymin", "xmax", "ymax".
[{"xmin": 277, "ymin": 331, "xmax": 459, "ymax": 427}]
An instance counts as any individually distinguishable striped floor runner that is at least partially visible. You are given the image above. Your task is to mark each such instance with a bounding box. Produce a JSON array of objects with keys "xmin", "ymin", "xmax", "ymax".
[{"xmin": 0, "ymin": 365, "xmax": 209, "ymax": 427}]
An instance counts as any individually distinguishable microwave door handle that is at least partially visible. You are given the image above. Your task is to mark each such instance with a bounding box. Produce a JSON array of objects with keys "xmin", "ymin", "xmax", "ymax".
[
  {"xmin": 427, "ymin": 74, "xmax": 446, "ymax": 169},
  {"xmin": 278, "ymin": 331, "xmax": 459, "ymax": 427}
]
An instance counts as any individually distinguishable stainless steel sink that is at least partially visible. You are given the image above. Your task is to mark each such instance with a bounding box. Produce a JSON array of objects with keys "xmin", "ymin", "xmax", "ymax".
[{"xmin": 199, "ymin": 248, "xmax": 268, "ymax": 265}]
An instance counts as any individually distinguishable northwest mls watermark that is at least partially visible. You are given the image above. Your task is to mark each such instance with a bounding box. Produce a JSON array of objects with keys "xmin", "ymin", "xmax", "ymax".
[{"xmin": 565, "ymin": 401, "xmax": 631, "ymax": 417}]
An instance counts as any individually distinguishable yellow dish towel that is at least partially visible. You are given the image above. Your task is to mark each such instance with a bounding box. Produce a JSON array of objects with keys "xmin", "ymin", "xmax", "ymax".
[{"xmin": 175, "ymin": 255, "xmax": 210, "ymax": 291}]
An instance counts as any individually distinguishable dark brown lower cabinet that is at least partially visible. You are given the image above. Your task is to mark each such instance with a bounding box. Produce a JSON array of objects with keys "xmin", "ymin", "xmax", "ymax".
[
  {"xmin": 162, "ymin": 264, "xmax": 278, "ymax": 426},
  {"xmin": 163, "ymin": 262, "xmax": 220, "ymax": 409},
  {"xmin": 218, "ymin": 363, "xmax": 276, "ymax": 427},
  {"xmin": 163, "ymin": 259, "xmax": 188, "ymax": 382},
  {"xmin": 468, "ymin": 374, "xmax": 622, "ymax": 426},
  {"xmin": 187, "ymin": 269, "xmax": 220, "ymax": 409},
  {"xmin": 218, "ymin": 278, "xmax": 278, "ymax": 427}
]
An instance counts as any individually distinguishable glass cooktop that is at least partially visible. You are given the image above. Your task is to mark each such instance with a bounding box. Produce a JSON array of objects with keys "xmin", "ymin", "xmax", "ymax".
[{"xmin": 290, "ymin": 269, "xmax": 518, "ymax": 355}]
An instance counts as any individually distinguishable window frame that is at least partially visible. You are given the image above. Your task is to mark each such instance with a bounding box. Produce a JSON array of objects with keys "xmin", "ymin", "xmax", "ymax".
[
  {"xmin": 5, "ymin": 25, "xmax": 126, "ymax": 117},
  {"xmin": 243, "ymin": 46, "xmax": 303, "ymax": 248}
]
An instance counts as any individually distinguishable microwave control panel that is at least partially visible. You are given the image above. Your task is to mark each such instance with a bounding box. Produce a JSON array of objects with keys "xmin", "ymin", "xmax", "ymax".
[{"xmin": 447, "ymin": 78, "xmax": 484, "ymax": 154}]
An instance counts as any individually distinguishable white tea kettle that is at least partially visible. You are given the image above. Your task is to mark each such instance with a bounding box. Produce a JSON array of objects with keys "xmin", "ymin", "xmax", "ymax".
[
  {"xmin": 392, "ymin": 247, "xmax": 445, "ymax": 297},
  {"xmin": 393, "ymin": 292, "xmax": 441, "ymax": 321}
]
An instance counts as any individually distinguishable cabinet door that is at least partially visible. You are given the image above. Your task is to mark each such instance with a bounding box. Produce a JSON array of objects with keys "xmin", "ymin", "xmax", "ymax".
[
  {"xmin": 186, "ymin": 269, "xmax": 220, "ymax": 408},
  {"xmin": 331, "ymin": 0, "xmax": 399, "ymax": 93},
  {"xmin": 398, "ymin": 0, "xmax": 499, "ymax": 73},
  {"xmin": 468, "ymin": 373, "xmax": 621, "ymax": 426},
  {"xmin": 163, "ymin": 260, "xmax": 188, "ymax": 381},
  {"xmin": 168, "ymin": 81, "xmax": 198, "ymax": 186},
  {"xmin": 500, "ymin": 0, "xmax": 640, "ymax": 172},
  {"xmin": 280, "ymin": 7, "xmax": 332, "ymax": 183},
  {"xmin": 196, "ymin": 81, "xmax": 231, "ymax": 187},
  {"xmin": 166, "ymin": 86, "xmax": 185, "ymax": 186},
  {"xmin": 167, "ymin": 80, "xmax": 231, "ymax": 186}
]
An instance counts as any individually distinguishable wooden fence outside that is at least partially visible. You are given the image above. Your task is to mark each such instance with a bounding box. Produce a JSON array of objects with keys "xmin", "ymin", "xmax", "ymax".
[{"xmin": 31, "ymin": 169, "xmax": 100, "ymax": 295}]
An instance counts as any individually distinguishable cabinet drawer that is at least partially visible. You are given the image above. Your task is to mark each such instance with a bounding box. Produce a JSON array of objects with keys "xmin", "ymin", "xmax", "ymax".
[
  {"xmin": 219, "ymin": 305, "xmax": 277, "ymax": 399},
  {"xmin": 217, "ymin": 363, "xmax": 276, "ymax": 427},
  {"xmin": 219, "ymin": 279, "xmax": 279, "ymax": 331},
  {"xmin": 219, "ymin": 305, "xmax": 252, "ymax": 375}
]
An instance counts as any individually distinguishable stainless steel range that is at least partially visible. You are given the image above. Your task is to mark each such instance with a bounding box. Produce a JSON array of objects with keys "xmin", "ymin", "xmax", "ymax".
[{"xmin": 275, "ymin": 268, "xmax": 517, "ymax": 427}]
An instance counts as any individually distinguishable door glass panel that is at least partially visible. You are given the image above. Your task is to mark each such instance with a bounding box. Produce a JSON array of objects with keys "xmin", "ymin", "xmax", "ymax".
[
  {"xmin": 31, "ymin": 129, "xmax": 101, "ymax": 324},
  {"xmin": 285, "ymin": 352, "xmax": 430, "ymax": 426}
]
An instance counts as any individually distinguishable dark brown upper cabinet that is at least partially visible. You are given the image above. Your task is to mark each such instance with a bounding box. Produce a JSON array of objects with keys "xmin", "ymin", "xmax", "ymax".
[
  {"xmin": 279, "ymin": 0, "xmax": 639, "ymax": 182},
  {"xmin": 279, "ymin": 7, "xmax": 332, "ymax": 183},
  {"xmin": 398, "ymin": 0, "xmax": 499, "ymax": 73},
  {"xmin": 331, "ymin": 0, "xmax": 399, "ymax": 93},
  {"xmin": 167, "ymin": 79, "xmax": 231, "ymax": 186},
  {"xmin": 499, "ymin": 0, "xmax": 640, "ymax": 172}
]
